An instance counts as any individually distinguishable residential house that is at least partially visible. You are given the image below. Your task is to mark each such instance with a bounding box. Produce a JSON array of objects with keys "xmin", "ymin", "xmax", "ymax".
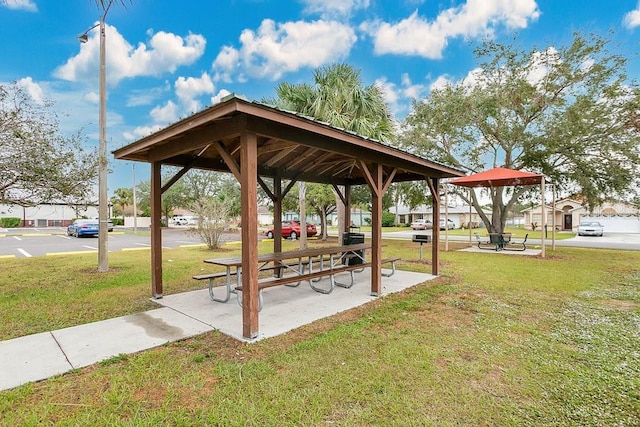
[
  {"xmin": 390, "ymin": 204, "xmax": 492, "ymax": 229},
  {"xmin": 522, "ymin": 198, "xmax": 640, "ymax": 233}
]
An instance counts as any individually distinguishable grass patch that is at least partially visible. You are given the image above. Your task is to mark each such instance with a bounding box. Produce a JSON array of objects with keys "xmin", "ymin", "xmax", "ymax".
[{"xmin": 0, "ymin": 240, "xmax": 638, "ymax": 425}]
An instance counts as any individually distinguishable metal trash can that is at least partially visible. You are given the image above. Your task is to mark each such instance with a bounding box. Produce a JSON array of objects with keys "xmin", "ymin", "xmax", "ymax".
[{"xmin": 342, "ymin": 232, "xmax": 365, "ymax": 265}]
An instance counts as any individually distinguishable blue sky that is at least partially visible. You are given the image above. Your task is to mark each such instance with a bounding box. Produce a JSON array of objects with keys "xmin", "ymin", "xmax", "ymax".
[{"xmin": 2, "ymin": 0, "xmax": 640, "ymax": 197}]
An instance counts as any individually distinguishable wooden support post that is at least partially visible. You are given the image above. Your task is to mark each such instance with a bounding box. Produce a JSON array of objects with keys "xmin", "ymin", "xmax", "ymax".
[
  {"xmin": 541, "ymin": 177, "xmax": 546, "ymax": 258},
  {"xmin": 370, "ymin": 164, "xmax": 383, "ymax": 296},
  {"xmin": 429, "ymin": 177, "xmax": 440, "ymax": 276},
  {"xmin": 150, "ymin": 161, "xmax": 163, "ymax": 298},
  {"xmin": 240, "ymin": 131, "xmax": 259, "ymax": 339}
]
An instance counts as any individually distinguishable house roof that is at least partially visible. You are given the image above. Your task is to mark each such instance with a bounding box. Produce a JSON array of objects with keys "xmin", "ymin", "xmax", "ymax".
[
  {"xmin": 391, "ymin": 205, "xmax": 492, "ymax": 215},
  {"xmin": 113, "ymin": 95, "xmax": 465, "ymax": 186}
]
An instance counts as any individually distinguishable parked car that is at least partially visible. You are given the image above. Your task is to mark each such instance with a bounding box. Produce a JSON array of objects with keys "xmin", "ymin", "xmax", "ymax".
[
  {"xmin": 410, "ymin": 218, "xmax": 432, "ymax": 230},
  {"xmin": 265, "ymin": 220, "xmax": 317, "ymax": 240},
  {"xmin": 67, "ymin": 219, "xmax": 99, "ymax": 237},
  {"xmin": 172, "ymin": 216, "xmax": 189, "ymax": 226},
  {"xmin": 577, "ymin": 221, "xmax": 604, "ymax": 236},
  {"xmin": 91, "ymin": 217, "xmax": 114, "ymax": 231},
  {"xmin": 439, "ymin": 218, "xmax": 455, "ymax": 230}
]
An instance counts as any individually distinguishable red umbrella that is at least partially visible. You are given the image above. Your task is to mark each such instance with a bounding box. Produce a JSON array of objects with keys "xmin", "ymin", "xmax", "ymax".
[
  {"xmin": 450, "ymin": 167, "xmax": 544, "ymax": 188},
  {"xmin": 450, "ymin": 167, "xmax": 549, "ymax": 257}
]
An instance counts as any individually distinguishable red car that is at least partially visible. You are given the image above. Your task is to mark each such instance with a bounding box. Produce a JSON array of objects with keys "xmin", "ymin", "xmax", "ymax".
[{"xmin": 266, "ymin": 220, "xmax": 317, "ymax": 240}]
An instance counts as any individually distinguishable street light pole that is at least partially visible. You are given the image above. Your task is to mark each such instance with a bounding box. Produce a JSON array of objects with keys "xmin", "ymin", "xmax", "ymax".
[
  {"xmin": 97, "ymin": 15, "xmax": 108, "ymax": 272},
  {"xmin": 79, "ymin": 1, "xmax": 112, "ymax": 272}
]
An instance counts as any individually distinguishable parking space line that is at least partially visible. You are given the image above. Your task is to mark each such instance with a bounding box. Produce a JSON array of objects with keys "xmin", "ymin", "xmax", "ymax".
[
  {"xmin": 13, "ymin": 236, "xmax": 22, "ymax": 241},
  {"xmin": 17, "ymin": 248, "xmax": 32, "ymax": 258},
  {"xmin": 46, "ymin": 250, "xmax": 97, "ymax": 256},
  {"xmin": 83, "ymin": 245, "xmax": 97, "ymax": 250}
]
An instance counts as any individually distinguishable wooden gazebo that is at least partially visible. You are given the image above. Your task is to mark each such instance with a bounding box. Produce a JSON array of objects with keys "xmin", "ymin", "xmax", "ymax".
[{"xmin": 114, "ymin": 95, "xmax": 465, "ymax": 339}]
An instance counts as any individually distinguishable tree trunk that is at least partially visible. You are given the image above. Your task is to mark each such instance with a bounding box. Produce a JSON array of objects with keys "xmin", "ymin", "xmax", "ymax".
[
  {"xmin": 335, "ymin": 186, "xmax": 344, "ymax": 245},
  {"xmin": 299, "ymin": 182, "xmax": 307, "ymax": 249},
  {"xmin": 317, "ymin": 207, "xmax": 328, "ymax": 240}
]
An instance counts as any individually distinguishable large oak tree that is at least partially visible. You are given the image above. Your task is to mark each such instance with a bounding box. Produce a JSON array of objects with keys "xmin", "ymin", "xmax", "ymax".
[
  {"xmin": 401, "ymin": 33, "xmax": 640, "ymax": 234},
  {"xmin": 0, "ymin": 82, "xmax": 97, "ymax": 207}
]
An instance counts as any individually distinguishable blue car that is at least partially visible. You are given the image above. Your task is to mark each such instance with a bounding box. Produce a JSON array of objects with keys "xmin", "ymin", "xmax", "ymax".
[{"xmin": 67, "ymin": 219, "xmax": 99, "ymax": 237}]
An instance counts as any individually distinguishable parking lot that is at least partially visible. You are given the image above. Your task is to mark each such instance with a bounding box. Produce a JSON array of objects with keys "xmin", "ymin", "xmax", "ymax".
[
  {"xmin": 1, "ymin": 227, "xmax": 639, "ymax": 259},
  {"xmin": 0, "ymin": 227, "xmax": 238, "ymax": 258}
]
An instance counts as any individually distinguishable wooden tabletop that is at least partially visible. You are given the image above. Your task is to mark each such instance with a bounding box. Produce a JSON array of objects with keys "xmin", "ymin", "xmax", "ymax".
[{"xmin": 204, "ymin": 243, "xmax": 372, "ymax": 267}]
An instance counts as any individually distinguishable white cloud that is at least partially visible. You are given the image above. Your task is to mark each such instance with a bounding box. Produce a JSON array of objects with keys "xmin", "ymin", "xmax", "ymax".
[
  {"xmin": 526, "ymin": 47, "xmax": 560, "ymax": 86},
  {"xmin": 301, "ymin": 0, "xmax": 369, "ymax": 19},
  {"xmin": 175, "ymin": 72, "xmax": 215, "ymax": 114},
  {"xmin": 361, "ymin": 0, "xmax": 540, "ymax": 59},
  {"xmin": 16, "ymin": 77, "xmax": 44, "ymax": 103},
  {"xmin": 400, "ymin": 73, "xmax": 426, "ymax": 99},
  {"xmin": 84, "ymin": 91, "xmax": 100, "ymax": 104},
  {"xmin": 429, "ymin": 75, "xmax": 453, "ymax": 92},
  {"xmin": 2, "ymin": 0, "xmax": 37, "ymax": 12},
  {"xmin": 211, "ymin": 89, "xmax": 233, "ymax": 105},
  {"xmin": 149, "ymin": 100, "xmax": 179, "ymax": 125},
  {"xmin": 623, "ymin": 4, "xmax": 640, "ymax": 29},
  {"xmin": 374, "ymin": 74, "xmax": 427, "ymax": 119},
  {"xmin": 212, "ymin": 19, "xmax": 357, "ymax": 81},
  {"xmin": 54, "ymin": 24, "xmax": 206, "ymax": 86}
]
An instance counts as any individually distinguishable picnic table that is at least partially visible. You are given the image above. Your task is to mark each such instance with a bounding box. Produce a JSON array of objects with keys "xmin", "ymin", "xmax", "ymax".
[
  {"xmin": 475, "ymin": 232, "xmax": 528, "ymax": 252},
  {"xmin": 201, "ymin": 243, "xmax": 373, "ymax": 305}
]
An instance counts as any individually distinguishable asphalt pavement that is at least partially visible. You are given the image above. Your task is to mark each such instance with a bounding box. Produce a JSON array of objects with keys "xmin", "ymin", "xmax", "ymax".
[{"xmin": 1, "ymin": 227, "xmax": 639, "ymax": 258}]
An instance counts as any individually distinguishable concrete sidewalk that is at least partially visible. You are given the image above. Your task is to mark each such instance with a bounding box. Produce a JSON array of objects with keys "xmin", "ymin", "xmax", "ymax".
[{"xmin": 0, "ymin": 269, "xmax": 434, "ymax": 392}]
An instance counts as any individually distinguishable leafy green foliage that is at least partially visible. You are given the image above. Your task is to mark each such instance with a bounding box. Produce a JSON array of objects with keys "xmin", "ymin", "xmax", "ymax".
[
  {"xmin": 109, "ymin": 187, "xmax": 133, "ymax": 219},
  {"xmin": 0, "ymin": 82, "xmax": 97, "ymax": 206},
  {"xmin": 402, "ymin": 32, "xmax": 640, "ymax": 233},
  {"xmin": 381, "ymin": 211, "xmax": 395, "ymax": 227},
  {"xmin": 0, "ymin": 217, "xmax": 20, "ymax": 228},
  {"xmin": 264, "ymin": 63, "xmax": 395, "ymax": 142}
]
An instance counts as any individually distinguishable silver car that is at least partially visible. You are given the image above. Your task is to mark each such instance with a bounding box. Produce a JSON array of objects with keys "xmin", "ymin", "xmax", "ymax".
[{"xmin": 577, "ymin": 221, "xmax": 604, "ymax": 236}]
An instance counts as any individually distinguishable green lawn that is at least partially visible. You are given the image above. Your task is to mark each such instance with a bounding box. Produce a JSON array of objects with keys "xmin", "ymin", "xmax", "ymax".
[{"xmin": 1, "ymin": 240, "xmax": 638, "ymax": 426}]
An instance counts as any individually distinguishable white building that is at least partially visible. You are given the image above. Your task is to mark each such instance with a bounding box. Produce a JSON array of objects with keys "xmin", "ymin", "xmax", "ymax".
[{"xmin": 0, "ymin": 203, "xmax": 99, "ymax": 227}]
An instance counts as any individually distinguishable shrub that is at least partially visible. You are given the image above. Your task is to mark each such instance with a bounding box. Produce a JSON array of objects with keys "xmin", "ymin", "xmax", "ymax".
[
  {"xmin": 0, "ymin": 217, "xmax": 21, "ymax": 228},
  {"xmin": 382, "ymin": 211, "xmax": 395, "ymax": 227}
]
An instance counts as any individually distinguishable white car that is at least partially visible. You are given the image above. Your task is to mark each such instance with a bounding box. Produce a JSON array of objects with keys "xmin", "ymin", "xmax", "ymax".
[
  {"xmin": 439, "ymin": 219, "xmax": 455, "ymax": 230},
  {"xmin": 173, "ymin": 216, "xmax": 188, "ymax": 225},
  {"xmin": 410, "ymin": 219, "xmax": 432, "ymax": 230},
  {"xmin": 577, "ymin": 221, "xmax": 603, "ymax": 236},
  {"xmin": 411, "ymin": 218, "xmax": 432, "ymax": 230}
]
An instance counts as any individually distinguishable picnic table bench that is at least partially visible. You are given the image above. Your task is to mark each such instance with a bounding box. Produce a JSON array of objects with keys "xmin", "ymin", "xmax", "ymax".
[
  {"xmin": 201, "ymin": 244, "xmax": 371, "ymax": 304},
  {"xmin": 198, "ymin": 244, "xmax": 401, "ymax": 309},
  {"xmin": 474, "ymin": 233, "xmax": 529, "ymax": 252}
]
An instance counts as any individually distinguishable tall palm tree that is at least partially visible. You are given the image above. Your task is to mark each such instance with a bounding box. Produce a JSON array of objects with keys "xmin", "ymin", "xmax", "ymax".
[
  {"xmin": 265, "ymin": 63, "xmax": 395, "ymax": 142},
  {"xmin": 265, "ymin": 63, "xmax": 396, "ymax": 239}
]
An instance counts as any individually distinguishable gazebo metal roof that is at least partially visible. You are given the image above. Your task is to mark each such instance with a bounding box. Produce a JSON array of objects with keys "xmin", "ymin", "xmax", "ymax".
[{"xmin": 114, "ymin": 95, "xmax": 463, "ymax": 186}]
